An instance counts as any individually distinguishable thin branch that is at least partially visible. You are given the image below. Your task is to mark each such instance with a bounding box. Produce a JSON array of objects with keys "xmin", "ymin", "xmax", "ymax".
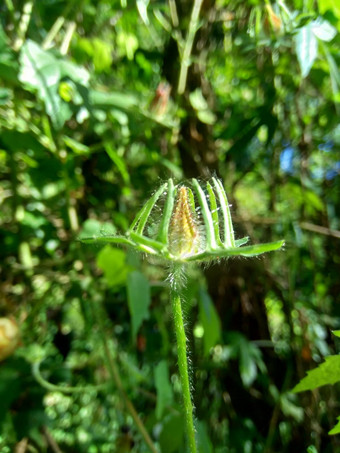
[
  {"xmin": 299, "ymin": 222, "xmax": 340, "ymax": 239},
  {"xmin": 177, "ymin": 0, "xmax": 204, "ymax": 94},
  {"xmin": 13, "ymin": 1, "xmax": 33, "ymax": 51},
  {"xmin": 42, "ymin": 426, "xmax": 63, "ymax": 453},
  {"xmin": 60, "ymin": 21, "xmax": 76, "ymax": 55}
]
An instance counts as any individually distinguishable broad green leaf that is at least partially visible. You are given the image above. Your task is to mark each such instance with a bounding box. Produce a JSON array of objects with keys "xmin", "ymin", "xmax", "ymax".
[
  {"xmin": 78, "ymin": 219, "xmax": 116, "ymax": 239},
  {"xmin": 198, "ymin": 288, "xmax": 221, "ymax": 355},
  {"xmin": 127, "ymin": 271, "xmax": 151, "ymax": 339},
  {"xmin": 311, "ymin": 19, "xmax": 337, "ymax": 42},
  {"xmin": 159, "ymin": 413, "xmax": 185, "ymax": 453},
  {"xmin": 196, "ymin": 420, "xmax": 213, "ymax": 453},
  {"xmin": 329, "ymin": 416, "xmax": 340, "ymax": 435},
  {"xmin": 293, "ymin": 355, "xmax": 340, "ymax": 392},
  {"xmin": 295, "ymin": 24, "xmax": 318, "ymax": 77},
  {"xmin": 97, "ymin": 245, "xmax": 130, "ymax": 287},
  {"xmin": 332, "ymin": 330, "xmax": 340, "ymax": 338},
  {"xmin": 154, "ymin": 360, "xmax": 173, "ymax": 419},
  {"xmin": 19, "ymin": 40, "xmax": 89, "ymax": 129}
]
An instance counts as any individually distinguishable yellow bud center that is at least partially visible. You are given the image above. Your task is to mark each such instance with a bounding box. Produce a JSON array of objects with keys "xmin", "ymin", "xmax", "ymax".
[{"xmin": 169, "ymin": 187, "xmax": 199, "ymax": 257}]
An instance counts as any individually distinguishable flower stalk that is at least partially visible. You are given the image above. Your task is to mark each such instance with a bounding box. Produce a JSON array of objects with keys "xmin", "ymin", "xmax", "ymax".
[
  {"xmin": 170, "ymin": 268, "xmax": 197, "ymax": 452},
  {"xmin": 81, "ymin": 177, "xmax": 284, "ymax": 452}
]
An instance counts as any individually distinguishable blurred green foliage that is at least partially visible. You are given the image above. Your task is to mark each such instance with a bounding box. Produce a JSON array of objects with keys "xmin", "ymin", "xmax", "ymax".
[{"xmin": 0, "ymin": 0, "xmax": 339, "ymax": 452}]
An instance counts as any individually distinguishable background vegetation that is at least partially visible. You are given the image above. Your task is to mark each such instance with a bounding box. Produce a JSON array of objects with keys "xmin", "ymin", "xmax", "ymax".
[{"xmin": 0, "ymin": 0, "xmax": 339, "ymax": 452}]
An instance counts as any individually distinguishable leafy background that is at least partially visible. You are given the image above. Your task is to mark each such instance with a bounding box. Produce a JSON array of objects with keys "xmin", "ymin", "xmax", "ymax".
[{"xmin": 0, "ymin": 0, "xmax": 339, "ymax": 452}]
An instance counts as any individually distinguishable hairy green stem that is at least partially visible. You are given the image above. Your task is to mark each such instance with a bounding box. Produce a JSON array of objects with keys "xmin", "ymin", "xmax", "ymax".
[{"xmin": 170, "ymin": 274, "xmax": 197, "ymax": 453}]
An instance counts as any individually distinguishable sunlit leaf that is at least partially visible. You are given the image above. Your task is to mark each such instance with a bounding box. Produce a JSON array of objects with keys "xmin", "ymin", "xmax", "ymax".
[
  {"xmin": 97, "ymin": 246, "xmax": 131, "ymax": 287},
  {"xmin": 293, "ymin": 355, "xmax": 340, "ymax": 392},
  {"xmin": 329, "ymin": 416, "xmax": 340, "ymax": 435},
  {"xmin": 295, "ymin": 24, "xmax": 318, "ymax": 77}
]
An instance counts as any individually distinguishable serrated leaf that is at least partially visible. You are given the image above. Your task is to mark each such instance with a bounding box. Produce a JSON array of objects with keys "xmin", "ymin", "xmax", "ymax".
[
  {"xmin": 154, "ymin": 360, "xmax": 173, "ymax": 419},
  {"xmin": 329, "ymin": 416, "xmax": 340, "ymax": 435},
  {"xmin": 311, "ymin": 19, "xmax": 337, "ymax": 42},
  {"xmin": 293, "ymin": 355, "xmax": 340, "ymax": 393},
  {"xmin": 127, "ymin": 271, "xmax": 151, "ymax": 339},
  {"xmin": 295, "ymin": 24, "xmax": 318, "ymax": 77},
  {"xmin": 198, "ymin": 288, "xmax": 221, "ymax": 355}
]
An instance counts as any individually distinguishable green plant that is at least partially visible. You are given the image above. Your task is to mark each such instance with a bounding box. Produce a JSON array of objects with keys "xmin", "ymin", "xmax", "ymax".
[
  {"xmin": 81, "ymin": 177, "xmax": 284, "ymax": 452},
  {"xmin": 293, "ymin": 330, "xmax": 340, "ymax": 436}
]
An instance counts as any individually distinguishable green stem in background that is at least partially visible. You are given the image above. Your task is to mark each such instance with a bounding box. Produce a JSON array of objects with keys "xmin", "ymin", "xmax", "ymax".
[
  {"xmin": 94, "ymin": 299, "xmax": 159, "ymax": 453},
  {"xmin": 170, "ymin": 266, "xmax": 197, "ymax": 453},
  {"xmin": 177, "ymin": 0, "xmax": 204, "ymax": 95},
  {"xmin": 32, "ymin": 361, "xmax": 109, "ymax": 394},
  {"xmin": 13, "ymin": 1, "xmax": 33, "ymax": 51}
]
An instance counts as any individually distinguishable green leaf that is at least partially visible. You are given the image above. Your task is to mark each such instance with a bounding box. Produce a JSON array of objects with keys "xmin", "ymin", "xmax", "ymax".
[
  {"xmin": 63, "ymin": 136, "xmax": 90, "ymax": 155},
  {"xmin": 329, "ymin": 416, "xmax": 340, "ymax": 435},
  {"xmin": 293, "ymin": 355, "xmax": 340, "ymax": 393},
  {"xmin": 295, "ymin": 24, "xmax": 318, "ymax": 77},
  {"xmin": 311, "ymin": 19, "xmax": 337, "ymax": 42},
  {"xmin": 89, "ymin": 89, "xmax": 138, "ymax": 110},
  {"xmin": 97, "ymin": 245, "xmax": 130, "ymax": 287},
  {"xmin": 196, "ymin": 420, "xmax": 213, "ymax": 453},
  {"xmin": 127, "ymin": 271, "xmax": 151, "ymax": 339},
  {"xmin": 19, "ymin": 40, "xmax": 89, "ymax": 129},
  {"xmin": 197, "ymin": 109, "xmax": 216, "ymax": 125},
  {"xmin": 317, "ymin": 0, "xmax": 340, "ymax": 20},
  {"xmin": 78, "ymin": 219, "xmax": 117, "ymax": 239},
  {"xmin": 137, "ymin": 0, "xmax": 150, "ymax": 25},
  {"xmin": 332, "ymin": 330, "xmax": 340, "ymax": 338},
  {"xmin": 189, "ymin": 89, "xmax": 209, "ymax": 111},
  {"xmin": 239, "ymin": 338, "xmax": 258, "ymax": 387},
  {"xmin": 104, "ymin": 144, "xmax": 130, "ymax": 184},
  {"xmin": 92, "ymin": 38, "xmax": 113, "ymax": 72},
  {"xmin": 154, "ymin": 360, "xmax": 173, "ymax": 419},
  {"xmin": 159, "ymin": 413, "xmax": 185, "ymax": 453},
  {"xmin": 235, "ymin": 237, "xmax": 249, "ymax": 247},
  {"xmin": 198, "ymin": 288, "xmax": 221, "ymax": 355},
  {"xmin": 307, "ymin": 446, "xmax": 318, "ymax": 453}
]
